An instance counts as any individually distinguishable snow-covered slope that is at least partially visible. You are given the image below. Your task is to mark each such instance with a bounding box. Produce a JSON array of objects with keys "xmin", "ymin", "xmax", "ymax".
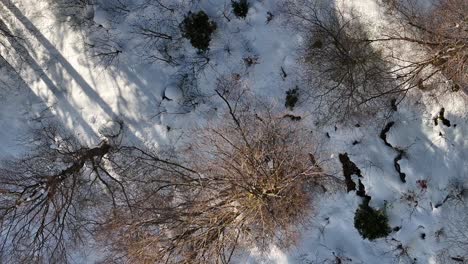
[{"xmin": 0, "ymin": 0, "xmax": 466, "ymax": 263}]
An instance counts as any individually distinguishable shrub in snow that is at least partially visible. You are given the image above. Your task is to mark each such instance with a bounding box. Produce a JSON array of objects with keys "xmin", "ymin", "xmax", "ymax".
[
  {"xmin": 354, "ymin": 203, "xmax": 391, "ymax": 240},
  {"xmin": 243, "ymin": 55, "xmax": 260, "ymax": 67},
  {"xmin": 180, "ymin": 11, "xmax": 217, "ymax": 52},
  {"xmin": 232, "ymin": 0, "xmax": 250, "ymax": 18},
  {"xmin": 285, "ymin": 87, "xmax": 299, "ymax": 110}
]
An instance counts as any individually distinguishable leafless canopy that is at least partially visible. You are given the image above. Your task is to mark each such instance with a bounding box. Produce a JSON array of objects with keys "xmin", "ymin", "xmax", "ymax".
[
  {"xmin": 0, "ymin": 122, "xmax": 128, "ymax": 263},
  {"xmin": 380, "ymin": 0, "xmax": 468, "ymax": 92},
  {"xmin": 100, "ymin": 81, "xmax": 326, "ymax": 264},
  {"xmin": 284, "ymin": 0, "xmax": 398, "ymax": 121}
]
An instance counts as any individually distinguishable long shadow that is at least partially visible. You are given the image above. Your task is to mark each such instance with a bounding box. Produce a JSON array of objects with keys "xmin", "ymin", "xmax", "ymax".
[
  {"xmin": 0, "ymin": 17, "xmax": 97, "ymax": 138},
  {"xmin": 0, "ymin": 56, "xmax": 51, "ymax": 156},
  {"xmin": 0, "ymin": 0, "xmax": 119, "ymax": 132}
]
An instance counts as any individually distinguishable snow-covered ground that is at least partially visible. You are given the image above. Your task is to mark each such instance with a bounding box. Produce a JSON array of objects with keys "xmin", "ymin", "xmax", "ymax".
[{"xmin": 0, "ymin": 0, "xmax": 466, "ymax": 263}]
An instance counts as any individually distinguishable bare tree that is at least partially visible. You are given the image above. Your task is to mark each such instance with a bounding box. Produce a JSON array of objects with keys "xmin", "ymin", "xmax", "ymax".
[
  {"xmin": 99, "ymin": 81, "xmax": 327, "ymax": 263},
  {"xmin": 0, "ymin": 76, "xmax": 330, "ymax": 263},
  {"xmin": 378, "ymin": 0, "xmax": 468, "ymax": 92},
  {"xmin": 284, "ymin": 1, "xmax": 398, "ymax": 121},
  {"xmin": 435, "ymin": 202, "xmax": 468, "ymax": 263},
  {"xmin": 0, "ymin": 122, "xmax": 128, "ymax": 263}
]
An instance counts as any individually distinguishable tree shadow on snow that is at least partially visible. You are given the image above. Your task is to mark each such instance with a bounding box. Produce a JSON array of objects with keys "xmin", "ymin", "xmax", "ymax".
[{"xmin": 0, "ymin": 0, "xmax": 150, "ymax": 146}]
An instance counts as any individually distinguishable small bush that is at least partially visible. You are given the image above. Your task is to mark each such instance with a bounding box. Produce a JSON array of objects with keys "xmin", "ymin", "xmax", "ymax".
[
  {"xmin": 285, "ymin": 87, "xmax": 299, "ymax": 110},
  {"xmin": 232, "ymin": 0, "xmax": 250, "ymax": 18},
  {"xmin": 354, "ymin": 203, "xmax": 391, "ymax": 240},
  {"xmin": 180, "ymin": 11, "xmax": 217, "ymax": 52}
]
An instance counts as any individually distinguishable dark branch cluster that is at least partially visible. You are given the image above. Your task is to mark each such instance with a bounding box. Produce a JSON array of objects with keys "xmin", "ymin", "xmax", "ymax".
[
  {"xmin": 381, "ymin": 0, "xmax": 468, "ymax": 92},
  {"xmin": 284, "ymin": 1, "xmax": 398, "ymax": 121},
  {"xmin": 0, "ymin": 123, "xmax": 126, "ymax": 263}
]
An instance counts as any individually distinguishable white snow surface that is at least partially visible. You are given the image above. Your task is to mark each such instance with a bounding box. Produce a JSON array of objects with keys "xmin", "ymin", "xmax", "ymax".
[{"xmin": 0, "ymin": 0, "xmax": 466, "ymax": 263}]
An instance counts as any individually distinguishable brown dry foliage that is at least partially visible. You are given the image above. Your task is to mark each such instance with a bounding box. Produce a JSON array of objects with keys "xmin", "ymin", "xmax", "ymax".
[
  {"xmin": 99, "ymin": 82, "xmax": 325, "ymax": 264},
  {"xmin": 381, "ymin": 0, "xmax": 468, "ymax": 92}
]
